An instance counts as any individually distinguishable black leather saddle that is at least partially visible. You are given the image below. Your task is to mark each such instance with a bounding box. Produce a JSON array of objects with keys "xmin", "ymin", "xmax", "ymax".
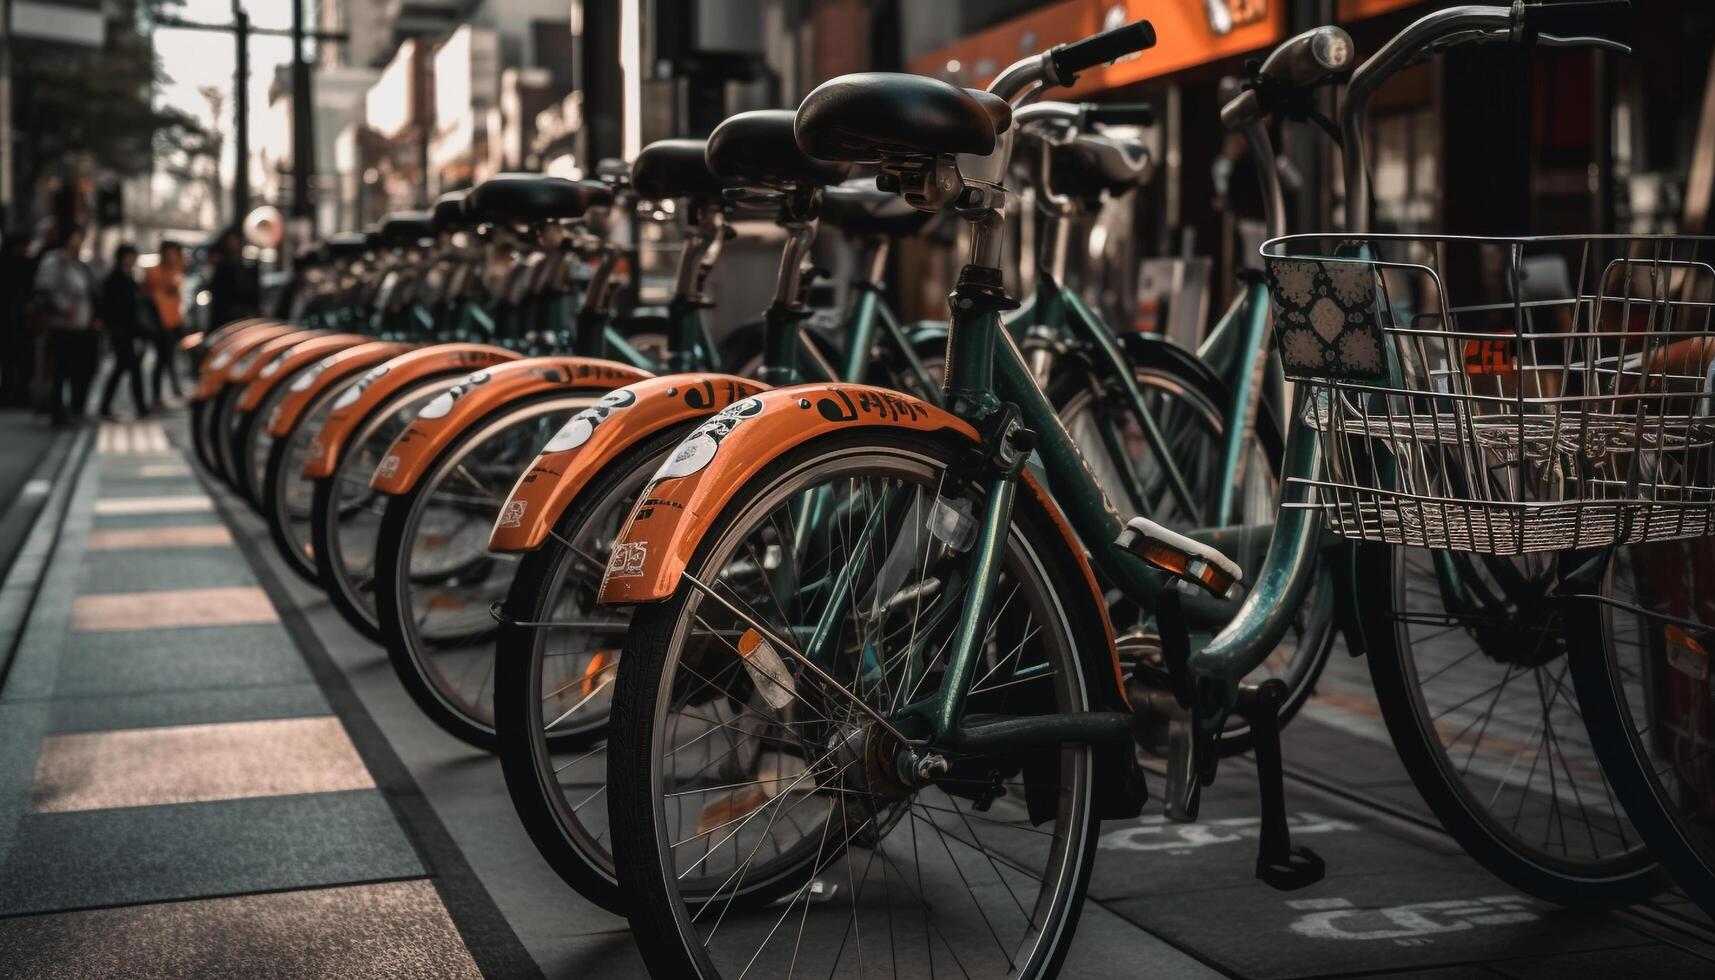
[
  {"xmin": 705, "ymin": 109, "xmax": 851, "ymax": 190},
  {"xmin": 796, "ymin": 72, "xmax": 1012, "ymax": 163},
  {"xmin": 322, "ymin": 233, "xmax": 369, "ymax": 261},
  {"xmin": 465, "ymin": 173, "xmax": 614, "ymax": 225},
  {"xmin": 378, "ymin": 211, "xmax": 435, "ymax": 247},
  {"xmin": 1051, "ymin": 134, "xmax": 1151, "ymax": 201},
  {"xmin": 632, "ymin": 139, "xmax": 725, "ymax": 202},
  {"xmin": 431, "ymin": 191, "xmax": 469, "ymax": 232},
  {"xmin": 821, "ymin": 178, "xmax": 934, "ymax": 237}
]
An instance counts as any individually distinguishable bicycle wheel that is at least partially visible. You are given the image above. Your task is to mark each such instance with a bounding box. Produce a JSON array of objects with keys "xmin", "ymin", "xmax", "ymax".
[
  {"xmin": 311, "ymin": 377, "xmax": 462, "ymax": 641},
  {"xmin": 1566, "ymin": 542, "xmax": 1715, "ymax": 913},
  {"xmin": 1054, "ymin": 342, "xmax": 1336, "ymax": 753},
  {"xmin": 263, "ymin": 376, "xmax": 353, "ymax": 586},
  {"xmin": 494, "ymin": 423, "xmax": 692, "ymax": 911},
  {"xmin": 201, "ymin": 384, "xmax": 242, "ymax": 487},
  {"xmin": 372, "ymin": 393, "xmax": 595, "ymax": 750},
  {"xmin": 1351, "ymin": 542, "xmax": 1664, "ymax": 906},
  {"xmin": 610, "ymin": 428, "xmax": 1104, "ymax": 979}
]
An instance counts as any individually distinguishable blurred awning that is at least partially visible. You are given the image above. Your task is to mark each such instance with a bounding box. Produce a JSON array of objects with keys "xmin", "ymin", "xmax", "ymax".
[{"xmin": 14, "ymin": 0, "xmax": 104, "ymax": 47}]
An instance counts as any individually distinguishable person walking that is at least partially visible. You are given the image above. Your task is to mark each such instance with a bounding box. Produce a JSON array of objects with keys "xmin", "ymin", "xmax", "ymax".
[
  {"xmin": 206, "ymin": 227, "xmax": 252, "ymax": 330},
  {"xmin": 97, "ymin": 243, "xmax": 152, "ymax": 420},
  {"xmin": 144, "ymin": 239, "xmax": 186, "ymax": 404},
  {"xmin": 31, "ymin": 226, "xmax": 100, "ymax": 426}
]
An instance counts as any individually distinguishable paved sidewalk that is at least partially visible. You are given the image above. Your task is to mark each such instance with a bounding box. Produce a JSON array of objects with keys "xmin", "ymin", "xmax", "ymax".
[{"xmin": 0, "ymin": 417, "xmax": 512, "ymax": 979}]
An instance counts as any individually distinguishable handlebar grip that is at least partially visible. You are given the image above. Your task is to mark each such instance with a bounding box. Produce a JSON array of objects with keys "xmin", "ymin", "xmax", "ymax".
[
  {"xmin": 1521, "ymin": 0, "xmax": 1632, "ymax": 41},
  {"xmin": 1051, "ymin": 20, "xmax": 1157, "ymax": 78},
  {"xmin": 1084, "ymin": 102, "xmax": 1156, "ymax": 128}
]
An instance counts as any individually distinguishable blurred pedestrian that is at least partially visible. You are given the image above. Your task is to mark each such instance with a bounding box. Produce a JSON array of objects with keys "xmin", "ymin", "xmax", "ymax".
[
  {"xmin": 31, "ymin": 226, "xmax": 99, "ymax": 426},
  {"xmin": 145, "ymin": 239, "xmax": 186, "ymax": 403},
  {"xmin": 206, "ymin": 227, "xmax": 251, "ymax": 329},
  {"xmin": 97, "ymin": 243, "xmax": 151, "ymax": 420},
  {"xmin": 0, "ymin": 230, "xmax": 38, "ymax": 407}
]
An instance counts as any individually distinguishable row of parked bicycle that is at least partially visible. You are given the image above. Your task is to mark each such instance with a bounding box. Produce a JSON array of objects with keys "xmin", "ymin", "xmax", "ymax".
[{"xmin": 185, "ymin": 2, "xmax": 1715, "ymax": 975}]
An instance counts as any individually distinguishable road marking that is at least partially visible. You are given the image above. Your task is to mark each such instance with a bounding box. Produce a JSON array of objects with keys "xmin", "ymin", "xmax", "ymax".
[
  {"xmin": 94, "ymin": 495, "xmax": 214, "ymax": 515},
  {"xmin": 30, "ymin": 716, "xmax": 374, "ymax": 812},
  {"xmin": 70, "ymin": 586, "xmax": 276, "ymax": 631}
]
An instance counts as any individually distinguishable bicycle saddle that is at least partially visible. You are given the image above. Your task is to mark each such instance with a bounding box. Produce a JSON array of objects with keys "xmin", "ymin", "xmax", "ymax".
[
  {"xmin": 431, "ymin": 191, "xmax": 469, "ymax": 233},
  {"xmin": 1052, "ymin": 133, "xmax": 1151, "ymax": 200},
  {"xmin": 465, "ymin": 173, "xmax": 614, "ymax": 225},
  {"xmin": 796, "ymin": 72, "xmax": 1012, "ymax": 162},
  {"xmin": 631, "ymin": 138, "xmax": 726, "ymax": 202},
  {"xmin": 378, "ymin": 211, "xmax": 435, "ymax": 248},
  {"xmin": 705, "ymin": 109, "xmax": 850, "ymax": 190},
  {"xmin": 820, "ymin": 178, "xmax": 934, "ymax": 237}
]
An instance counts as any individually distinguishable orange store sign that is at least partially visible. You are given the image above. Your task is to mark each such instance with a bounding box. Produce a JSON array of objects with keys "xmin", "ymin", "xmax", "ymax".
[{"xmin": 909, "ymin": 0, "xmax": 1285, "ymax": 94}]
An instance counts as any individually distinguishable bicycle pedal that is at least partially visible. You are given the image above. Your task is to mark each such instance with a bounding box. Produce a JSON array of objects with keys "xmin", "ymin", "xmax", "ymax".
[{"xmin": 1116, "ymin": 517, "xmax": 1242, "ymax": 599}]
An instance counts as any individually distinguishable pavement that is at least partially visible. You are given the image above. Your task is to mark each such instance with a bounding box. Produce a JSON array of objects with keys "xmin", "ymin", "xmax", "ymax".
[{"xmin": 0, "ymin": 409, "xmax": 1712, "ymax": 979}]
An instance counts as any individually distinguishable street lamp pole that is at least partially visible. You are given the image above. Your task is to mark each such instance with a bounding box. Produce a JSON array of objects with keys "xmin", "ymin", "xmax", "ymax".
[
  {"xmin": 290, "ymin": 0, "xmax": 316, "ymax": 234},
  {"xmin": 232, "ymin": 1, "xmax": 249, "ymax": 227}
]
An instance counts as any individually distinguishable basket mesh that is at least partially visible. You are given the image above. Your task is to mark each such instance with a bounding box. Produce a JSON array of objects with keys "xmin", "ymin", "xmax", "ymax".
[{"xmin": 1265, "ymin": 234, "xmax": 1715, "ymax": 554}]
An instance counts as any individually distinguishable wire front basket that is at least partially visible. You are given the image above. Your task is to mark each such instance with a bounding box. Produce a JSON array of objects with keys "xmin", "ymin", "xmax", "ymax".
[{"xmin": 1264, "ymin": 234, "xmax": 1715, "ymax": 555}]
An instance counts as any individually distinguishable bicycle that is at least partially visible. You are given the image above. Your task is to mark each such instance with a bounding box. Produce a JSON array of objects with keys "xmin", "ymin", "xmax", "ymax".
[{"xmin": 596, "ymin": 6, "xmax": 1660, "ymax": 976}]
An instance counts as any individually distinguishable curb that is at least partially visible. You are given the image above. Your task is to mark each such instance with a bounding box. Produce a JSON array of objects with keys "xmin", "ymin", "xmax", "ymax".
[{"xmin": 0, "ymin": 427, "xmax": 93, "ymax": 691}]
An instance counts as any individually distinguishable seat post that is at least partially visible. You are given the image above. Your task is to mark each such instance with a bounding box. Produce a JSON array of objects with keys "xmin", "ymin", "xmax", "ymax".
[
  {"xmin": 758, "ymin": 189, "xmax": 821, "ymax": 387},
  {"xmin": 943, "ymin": 203, "xmax": 1017, "ymax": 420}
]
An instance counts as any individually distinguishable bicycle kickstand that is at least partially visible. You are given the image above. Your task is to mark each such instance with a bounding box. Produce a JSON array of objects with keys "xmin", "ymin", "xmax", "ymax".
[{"xmin": 1236, "ymin": 678, "xmax": 1325, "ymax": 891}]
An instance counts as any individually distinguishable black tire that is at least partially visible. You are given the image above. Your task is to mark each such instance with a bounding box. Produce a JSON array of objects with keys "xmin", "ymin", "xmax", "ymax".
[
  {"xmin": 311, "ymin": 375, "xmax": 466, "ymax": 642},
  {"xmin": 262, "ymin": 377, "xmax": 355, "ymax": 586},
  {"xmin": 610, "ymin": 428, "xmax": 1106, "ymax": 979},
  {"xmin": 190, "ymin": 398, "xmax": 214, "ymax": 474},
  {"xmin": 1564, "ymin": 544, "xmax": 1715, "ymax": 914},
  {"xmin": 494, "ymin": 423, "xmax": 693, "ymax": 913},
  {"xmin": 210, "ymin": 383, "xmax": 246, "ymax": 489},
  {"xmin": 372, "ymin": 391, "xmax": 597, "ymax": 751},
  {"xmin": 1351, "ymin": 542, "xmax": 1664, "ymax": 907},
  {"xmin": 229, "ymin": 405, "xmax": 264, "ymax": 509}
]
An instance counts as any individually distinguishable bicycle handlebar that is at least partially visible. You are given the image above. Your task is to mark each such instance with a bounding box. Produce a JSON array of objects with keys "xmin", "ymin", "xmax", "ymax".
[
  {"xmin": 970, "ymin": 20, "xmax": 1156, "ymax": 191},
  {"xmin": 1343, "ymin": 3, "xmax": 1631, "ymax": 232},
  {"xmin": 1050, "ymin": 20, "xmax": 1158, "ymax": 80},
  {"xmin": 1259, "ymin": 26, "xmax": 1357, "ymax": 89}
]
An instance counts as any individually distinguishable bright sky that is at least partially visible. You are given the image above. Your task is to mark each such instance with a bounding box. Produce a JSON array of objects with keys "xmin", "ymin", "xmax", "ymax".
[{"xmin": 152, "ymin": 0, "xmax": 301, "ymax": 175}]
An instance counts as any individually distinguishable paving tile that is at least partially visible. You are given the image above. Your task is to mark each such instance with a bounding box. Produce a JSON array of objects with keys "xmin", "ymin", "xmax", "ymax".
[
  {"xmin": 77, "ymin": 550, "xmax": 256, "ymax": 594},
  {"xmin": 30, "ymin": 716, "xmax": 373, "ymax": 813},
  {"xmin": 50, "ymin": 624, "xmax": 310, "ymax": 699},
  {"xmin": 85, "ymin": 525, "xmax": 234, "ymax": 551},
  {"xmin": 92, "ymin": 510, "xmax": 232, "ymax": 529},
  {"xmin": 47, "ymin": 682, "xmax": 329, "ymax": 733},
  {"xmin": 0, "ymin": 880, "xmax": 480, "ymax": 980},
  {"xmin": 92, "ymin": 495, "xmax": 213, "ymax": 516},
  {"xmin": 70, "ymin": 586, "xmax": 275, "ymax": 631},
  {"xmin": 0, "ymin": 790, "xmax": 424, "ymax": 916}
]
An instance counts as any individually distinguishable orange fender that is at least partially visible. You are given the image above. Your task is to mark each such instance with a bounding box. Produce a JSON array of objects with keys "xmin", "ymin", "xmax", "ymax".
[
  {"xmin": 597, "ymin": 384, "xmax": 977, "ymax": 604},
  {"xmin": 195, "ymin": 319, "xmax": 278, "ymax": 372},
  {"xmin": 267, "ymin": 341, "xmax": 416, "ymax": 438},
  {"xmin": 487, "ymin": 374, "xmax": 769, "ymax": 553},
  {"xmin": 237, "ymin": 334, "xmax": 369, "ymax": 413},
  {"xmin": 229, "ymin": 330, "xmax": 328, "ymax": 387},
  {"xmin": 594, "ymin": 382, "xmax": 1124, "ymax": 703},
  {"xmin": 370, "ymin": 357, "xmax": 654, "ymax": 496},
  {"xmin": 300, "ymin": 344, "xmax": 522, "ymax": 479},
  {"xmin": 199, "ymin": 317, "xmax": 274, "ymax": 353},
  {"xmin": 193, "ymin": 324, "xmax": 298, "ymax": 400}
]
